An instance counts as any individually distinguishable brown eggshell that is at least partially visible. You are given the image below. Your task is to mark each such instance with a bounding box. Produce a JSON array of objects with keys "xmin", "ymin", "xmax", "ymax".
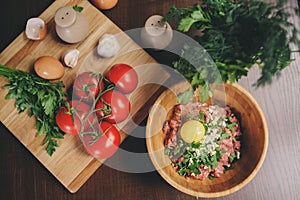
[
  {"xmin": 25, "ymin": 18, "xmax": 47, "ymax": 40},
  {"xmin": 92, "ymin": 0, "xmax": 118, "ymax": 10},
  {"xmin": 38, "ymin": 25, "xmax": 47, "ymax": 40},
  {"xmin": 34, "ymin": 56, "xmax": 65, "ymax": 80}
]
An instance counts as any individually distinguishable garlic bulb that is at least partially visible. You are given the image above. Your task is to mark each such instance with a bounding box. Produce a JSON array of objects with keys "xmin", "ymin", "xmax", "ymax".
[
  {"xmin": 97, "ymin": 34, "xmax": 120, "ymax": 58},
  {"xmin": 62, "ymin": 49, "xmax": 80, "ymax": 68},
  {"xmin": 25, "ymin": 18, "xmax": 47, "ymax": 40}
]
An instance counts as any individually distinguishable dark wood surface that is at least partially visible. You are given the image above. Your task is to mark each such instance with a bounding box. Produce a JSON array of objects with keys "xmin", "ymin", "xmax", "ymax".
[{"xmin": 0, "ymin": 0, "xmax": 299, "ymax": 199}]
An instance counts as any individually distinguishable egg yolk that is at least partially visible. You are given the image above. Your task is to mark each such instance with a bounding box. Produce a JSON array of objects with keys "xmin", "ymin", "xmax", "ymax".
[{"xmin": 180, "ymin": 120, "xmax": 205, "ymax": 143}]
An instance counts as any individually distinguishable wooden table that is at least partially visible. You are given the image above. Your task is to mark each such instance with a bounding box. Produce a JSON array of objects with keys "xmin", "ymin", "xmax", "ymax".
[{"xmin": 0, "ymin": 0, "xmax": 299, "ymax": 199}]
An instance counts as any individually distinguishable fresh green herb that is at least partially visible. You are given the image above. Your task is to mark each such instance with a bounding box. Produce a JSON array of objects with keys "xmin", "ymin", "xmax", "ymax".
[
  {"xmin": 184, "ymin": 113, "xmax": 193, "ymax": 119},
  {"xmin": 0, "ymin": 65, "xmax": 67, "ymax": 156},
  {"xmin": 73, "ymin": 5, "xmax": 84, "ymax": 12},
  {"xmin": 165, "ymin": 0, "xmax": 300, "ymax": 101},
  {"xmin": 220, "ymin": 132, "xmax": 231, "ymax": 139},
  {"xmin": 199, "ymin": 111, "xmax": 205, "ymax": 121},
  {"xmin": 164, "ymin": 104, "xmax": 242, "ymax": 178},
  {"xmin": 227, "ymin": 121, "xmax": 237, "ymax": 132},
  {"xmin": 164, "ymin": 139, "xmax": 230, "ymax": 176},
  {"xmin": 229, "ymin": 152, "xmax": 237, "ymax": 163},
  {"xmin": 177, "ymin": 87, "xmax": 194, "ymax": 104}
]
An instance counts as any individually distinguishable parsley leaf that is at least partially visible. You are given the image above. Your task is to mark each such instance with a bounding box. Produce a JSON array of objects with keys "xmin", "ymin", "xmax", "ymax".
[
  {"xmin": 73, "ymin": 5, "xmax": 84, "ymax": 12},
  {"xmin": 165, "ymin": 0, "xmax": 300, "ymax": 101},
  {"xmin": 177, "ymin": 88, "xmax": 193, "ymax": 104},
  {"xmin": 0, "ymin": 65, "xmax": 67, "ymax": 156}
]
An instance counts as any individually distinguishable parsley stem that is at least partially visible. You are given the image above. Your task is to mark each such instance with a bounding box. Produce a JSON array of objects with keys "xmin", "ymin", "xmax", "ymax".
[
  {"xmin": 291, "ymin": 50, "xmax": 300, "ymax": 53},
  {"xmin": 0, "ymin": 64, "xmax": 66, "ymax": 156}
]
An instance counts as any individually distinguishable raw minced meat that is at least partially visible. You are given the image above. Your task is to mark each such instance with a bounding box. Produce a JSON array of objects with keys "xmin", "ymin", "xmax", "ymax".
[{"xmin": 163, "ymin": 101, "xmax": 242, "ymax": 180}]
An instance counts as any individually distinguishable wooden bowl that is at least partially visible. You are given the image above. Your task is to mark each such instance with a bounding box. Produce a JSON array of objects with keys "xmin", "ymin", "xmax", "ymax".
[{"xmin": 146, "ymin": 82, "xmax": 268, "ymax": 198}]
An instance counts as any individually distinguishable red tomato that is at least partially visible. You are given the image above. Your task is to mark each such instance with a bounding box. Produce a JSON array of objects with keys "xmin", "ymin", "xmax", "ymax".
[
  {"xmin": 95, "ymin": 90, "xmax": 130, "ymax": 124},
  {"xmin": 56, "ymin": 100, "xmax": 95, "ymax": 135},
  {"xmin": 107, "ymin": 63, "xmax": 138, "ymax": 94},
  {"xmin": 83, "ymin": 121, "xmax": 121, "ymax": 159},
  {"xmin": 73, "ymin": 72, "xmax": 105, "ymax": 102},
  {"xmin": 56, "ymin": 105, "xmax": 78, "ymax": 135}
]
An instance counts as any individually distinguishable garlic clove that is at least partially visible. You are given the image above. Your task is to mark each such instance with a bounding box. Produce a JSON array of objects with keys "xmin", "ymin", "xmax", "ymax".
[
  {"xmin": 25, "ymin": 18, "xmax": 47, "ymax": 40},
  {"xmin": 97, "ymin": 34, "xmax": 120, "ymax": 58},
  {"xmin": 62, "ymin": 49, "xmax": 80, "ymax": 68}
]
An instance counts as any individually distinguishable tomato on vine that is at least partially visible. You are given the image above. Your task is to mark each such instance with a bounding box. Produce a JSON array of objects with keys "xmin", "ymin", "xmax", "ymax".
[
  {"xmin": 82, "ymin": 121, "xmax": 121, "ymax": 159},
  {"xmin": 95, "ymin": 90, "xmax": 131, "ymax": 124},
  {"xmin": 73, "ymin": 72, "xmax": 105, "ymax": 102},
  {"xmin": 56, "ymin": 100, "xmax": 95, "ymax": 135},
  {"xmin": 107, "ymin": 64, "xmax": 138, "ymax": 94}
]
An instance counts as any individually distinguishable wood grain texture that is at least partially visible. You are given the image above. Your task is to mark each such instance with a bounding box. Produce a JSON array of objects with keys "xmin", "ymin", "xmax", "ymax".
[
  {"xmin": 0, "ymin": 0, "xmax": 299, "ymax": 199},
  {"xmin": 0, "ymin": 0, "xmax": 168, "ymax": 193},
  {"xmin": 146, "ymin": 82, "xmax": 268, "ymax": 198}
]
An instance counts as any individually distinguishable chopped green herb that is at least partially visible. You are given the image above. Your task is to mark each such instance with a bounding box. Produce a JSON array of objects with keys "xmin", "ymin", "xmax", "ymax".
[
  {"xmin": 164, "ymin": 103, "xmax": 242, "ymax": 178},
  {"xmin": 184, "ymin": 113, "xmax": 193, "ymax": 119},
  {"xmin": 199, "ymin": 111, "xmax": 205, "ymax": 121},
  {"xmin": 220, "ymin": 132, "xmax": 231, "ymax": 139},
  {"xmin": 227, "ymin": 121, "xmax": 237, "ymax": 132},
  {"xmin": 229, "ymin": 153, "xmax": 237, "ymax": 163}
]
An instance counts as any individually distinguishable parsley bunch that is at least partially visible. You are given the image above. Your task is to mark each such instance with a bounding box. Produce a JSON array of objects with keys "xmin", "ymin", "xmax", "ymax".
[
  {"xmin": 0, "ymin": 65, "xmax": 66, "ymax": 156},
  {"xmin": 165, "ymin": 0, "xmax": 300, "ymax": 100}
]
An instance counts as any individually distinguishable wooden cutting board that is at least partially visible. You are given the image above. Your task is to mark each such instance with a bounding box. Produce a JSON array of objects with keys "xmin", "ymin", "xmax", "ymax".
[{"xmin": 0, "ymin": 0, "xmax": 169, "ymax": 193}]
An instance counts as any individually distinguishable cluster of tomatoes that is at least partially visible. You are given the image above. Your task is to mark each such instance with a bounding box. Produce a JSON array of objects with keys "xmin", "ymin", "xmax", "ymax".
[{"xmin": 56, "ymin": 63, "xmax": 138, "ymax": 159}]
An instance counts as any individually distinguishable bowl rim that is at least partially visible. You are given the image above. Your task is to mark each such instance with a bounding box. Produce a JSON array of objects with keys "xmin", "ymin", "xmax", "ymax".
[{"xmin": 146, "ymin": 82, "xmax": 269, "ymax": 198}]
